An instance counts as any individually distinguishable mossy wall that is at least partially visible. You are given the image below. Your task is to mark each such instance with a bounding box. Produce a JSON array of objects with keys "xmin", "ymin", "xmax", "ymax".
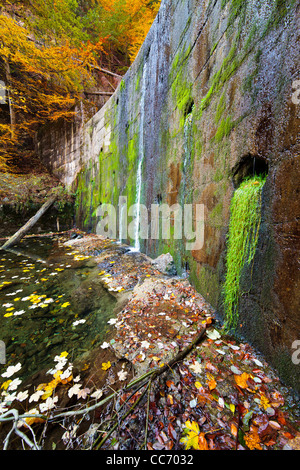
[{"xmin": 38, "ymin": 0, "xmax": 300, "ymax": 393}]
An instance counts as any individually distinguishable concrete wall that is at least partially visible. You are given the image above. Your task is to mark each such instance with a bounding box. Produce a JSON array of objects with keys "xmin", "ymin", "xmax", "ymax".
[{"xmin": 37, "ymin": 0, "xmax": 300, "ymax": 393}]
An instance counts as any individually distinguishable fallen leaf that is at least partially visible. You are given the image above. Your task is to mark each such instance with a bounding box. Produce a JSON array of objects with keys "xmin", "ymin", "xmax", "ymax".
[
  {"xmin": 198, "ymin": 432, "xmax": 209, "ymax": 450},
  {"xmin": 77, "ymin": 388, "xmax": 90, "ymax": 399},
  {"xmin": 189, "ymin": 361, "xmax": 202, "ymax": 374},
  {"xmin": 206, "ymin": 373, "xmax": 217, "ymax": 391},
  {"xmin": 180, "ymin": 420, "xmax": 200, "ymax": 450},
  {"xmin": 244, "ymin": 426, "xmax": 262, "ymax": 450},
  {"xmin": 231, "ymin": 422, "xmax": 238, "ymax": 437},
  {"xmin": 206, "ymin": 329, "xmax": 221, "ymax": 340},
  {"xmin": 234, "ymin": 372, "xmax": 250, "ymax": 389},
  {"xmin": 117, "ymin": 370, "xmax": 128, "ymax": 381},
  {"xmin": 195, "ymin": 381, "xmax": 203, "ymax": 390}
]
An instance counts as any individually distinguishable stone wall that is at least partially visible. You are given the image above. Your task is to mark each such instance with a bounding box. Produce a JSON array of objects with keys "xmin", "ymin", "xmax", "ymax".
[{"xmin": 37, "ymin": 0, "xmax": 300, "ymax": 393}]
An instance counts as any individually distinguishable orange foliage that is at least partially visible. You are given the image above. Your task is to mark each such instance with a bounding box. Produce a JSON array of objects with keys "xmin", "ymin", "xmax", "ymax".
[
  {"xmin": 0, "ymin": 1, "xmax": 161, "ymax": 168},
  {"xmin": 96, "ymin": 0, "xmax": 161, "ymax": 62},
  {"xmin": 0, "ymin": 13, "xmax": 104, "ymax": 167}
]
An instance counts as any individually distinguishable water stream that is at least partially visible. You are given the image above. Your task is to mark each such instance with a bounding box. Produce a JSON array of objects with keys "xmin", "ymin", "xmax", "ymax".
[
  {"xmin": 133, "ymin": 60, "xmax": 148, "ymax": 252},
  {"xmin": 0, "ymin": 236, "xmax": 118, "ymax": 382}
]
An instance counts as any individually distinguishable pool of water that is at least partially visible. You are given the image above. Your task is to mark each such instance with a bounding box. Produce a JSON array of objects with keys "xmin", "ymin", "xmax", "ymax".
[{"xmin": 0, "ymin": 235, "xmax": 118, "ymax": 382}]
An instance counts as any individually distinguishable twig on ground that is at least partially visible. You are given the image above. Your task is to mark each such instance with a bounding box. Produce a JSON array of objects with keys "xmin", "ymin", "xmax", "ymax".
[{"xmin": 0, "ymin": 326, "xmax": 207, "ymax": 450}]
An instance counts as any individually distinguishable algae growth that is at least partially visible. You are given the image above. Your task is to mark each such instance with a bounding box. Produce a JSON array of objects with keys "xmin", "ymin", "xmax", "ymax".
[{"xmin": 223, "ymin": 175, "xmax": 266, "ymax": 331}]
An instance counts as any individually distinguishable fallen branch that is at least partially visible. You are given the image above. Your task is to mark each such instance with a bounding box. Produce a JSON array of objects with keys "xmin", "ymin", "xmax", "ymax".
[
  {"xmin": 93, "ymin": 325, "xmax": 207, "ymax": 449},
  {"xmin": 0, "ymin": 326, "xmax": 207, "ymax": 450},
  {"xmin": 85, "ymin": 91, "xmax": 114, "ymax": 96},
  {"xmin": 1, "ymin": 195, "xmax": 56, "ymax": 250}
]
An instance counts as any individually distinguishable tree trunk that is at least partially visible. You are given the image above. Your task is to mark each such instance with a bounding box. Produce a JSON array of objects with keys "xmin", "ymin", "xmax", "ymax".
[
  {"xmin": 4, "ymin": 59, "xmax": 16, "ymax": 139},
  {"xmin": 1, "ymin": 195, "xmax": 57, "ymax": 250}
]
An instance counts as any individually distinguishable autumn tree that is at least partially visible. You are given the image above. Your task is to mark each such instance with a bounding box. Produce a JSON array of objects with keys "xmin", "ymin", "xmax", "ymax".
[
  {"xmin": 0, "ymin": 0, "xmax": 161, "ymax": 170},
  {"xmin": 0, "ymin": 11, "xmax": 103, "ymax": 168}
]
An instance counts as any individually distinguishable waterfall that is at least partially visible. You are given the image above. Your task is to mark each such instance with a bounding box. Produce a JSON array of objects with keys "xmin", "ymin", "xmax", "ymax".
[
  {"xmin": 118, "ymin": 202, "xmax": 125, "ymax": 244},
  {"xmin": 183, "ymin": 110, "xmax": 193, "ymax": 182},
  {"xmin": 133, "ymin": 60, "xmax": 148, "ymax": 251}
]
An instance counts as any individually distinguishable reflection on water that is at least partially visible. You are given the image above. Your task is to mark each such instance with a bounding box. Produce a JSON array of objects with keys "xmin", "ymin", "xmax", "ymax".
[{"xmin": 0, "ymin": 235, "xmax": 117, "ymax": 382}]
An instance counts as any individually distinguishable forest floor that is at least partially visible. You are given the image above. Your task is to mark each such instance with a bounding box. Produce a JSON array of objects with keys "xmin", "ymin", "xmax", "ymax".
[{"xmin": 0, "ymin": 232, "xmax": 299, "ymax": 451}]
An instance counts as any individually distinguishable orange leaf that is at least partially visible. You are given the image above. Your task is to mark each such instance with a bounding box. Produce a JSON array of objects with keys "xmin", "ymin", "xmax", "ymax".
[
  {"xmin": 198, "ymin": 432, "xmax": 209, "ymax": 450},
  {"xmin": 244, "ymin": 426, "xmax": 262, "ymax": 450},
  {"xmin": 234, "ymin": 372, "xmax": 250, "ymax": 389},
  {"xmin": 206, "ymin": 373, "xmax": 216, "ymax": 390},
  {"xmin": 166, "ymin": 380, "xmax": 174, "ymax": 388},
  {"xmin": 230, "ymin": 423, "xmax": 238, "ymax": 437}
]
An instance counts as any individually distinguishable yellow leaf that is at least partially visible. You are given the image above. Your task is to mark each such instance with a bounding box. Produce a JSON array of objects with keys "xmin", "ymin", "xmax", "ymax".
[
  {"xmin": 259, "ymin": 392, "xmax": 270, "ymax": 410},
  {"xmin": 24, "ymin": 415, "xmax": 45, "ymax": 427},
  {"xmin": 229, "ymin": 403, "xmax": 235, "ymax": 414},
  {"xmin": 41, "ymin": 389, "xmax": 54, "ymax": 400},
  {"xmin": 195, "ymin": 381, "xmax": 203, "ymax": 390},
  {"xmin": 53, "ymin": 371, "xmax": 62, "ymax": 380},
  {"xmin": 101, "ymin": 361, "xmax": 111, "ymax": 371},
  {"xmin": 1, "ymin": 380, "xmax": 12, "ymax": 390},
  {"xmin": 180, "ymin": 420, "xmax": 200, "ymax": 450}
]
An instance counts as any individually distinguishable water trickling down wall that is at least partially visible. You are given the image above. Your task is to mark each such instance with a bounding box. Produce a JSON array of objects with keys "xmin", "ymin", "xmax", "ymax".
[{"xmin": 37, "ymin": 0, "xmax": 300, "ymax": 393}]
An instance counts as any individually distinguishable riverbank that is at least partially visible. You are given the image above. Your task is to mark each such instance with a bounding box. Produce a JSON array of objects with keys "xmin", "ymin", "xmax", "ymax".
[{"xmin": 0, "ymin": 172, "xmax": 74, "ymax": 237}]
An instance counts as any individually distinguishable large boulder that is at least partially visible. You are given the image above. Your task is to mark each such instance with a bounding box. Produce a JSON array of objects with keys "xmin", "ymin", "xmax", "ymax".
[{"xmin": 151, "ymin": 253, "xmax": 177, "ymax": 276}]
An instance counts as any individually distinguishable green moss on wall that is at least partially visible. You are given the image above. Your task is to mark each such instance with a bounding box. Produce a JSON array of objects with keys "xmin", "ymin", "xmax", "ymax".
[
  {"xmin": 222, "ymin": 175, "xmax": 266, "ymax": 332},
  {"xmin": 214, "ymin": 116, "xmax": 235, "ymax": 142}
]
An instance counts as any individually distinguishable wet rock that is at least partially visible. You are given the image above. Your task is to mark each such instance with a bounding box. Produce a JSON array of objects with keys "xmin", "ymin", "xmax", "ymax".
[{"xmin": 151, "ymin": 253, "xmax": 177, "ymax": 276}]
